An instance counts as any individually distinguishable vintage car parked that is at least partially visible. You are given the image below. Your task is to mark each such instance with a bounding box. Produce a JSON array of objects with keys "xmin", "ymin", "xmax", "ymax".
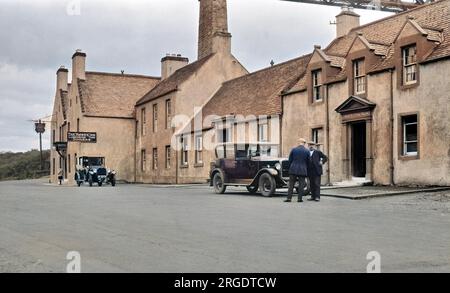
[
  {"xmin": 210, "ymin": 143, "xmax": 309, "ymax": 197},
  {"xmin": 75, "ymin": 156, "xmax": 116, "ymax": 187}
]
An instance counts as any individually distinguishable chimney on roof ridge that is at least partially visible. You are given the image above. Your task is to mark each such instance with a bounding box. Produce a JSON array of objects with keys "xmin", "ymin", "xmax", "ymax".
[
  {"xmin": 56, "ymin": 65, "xmax": 69, "ymax": 92},
  {"xmin": 314, "ymin": 45, "xmax": 322, "ymax": 50},
  {"xmin": 72, "ymin": 49, "xmax": 86, "ymax": 81},
  {"xmin": 335, "ymin": 6, "xmax": 360, "ymax": 38},
  {"xmin": 161, "ymin": 54, "xmax": 189, "ymax": 80}
]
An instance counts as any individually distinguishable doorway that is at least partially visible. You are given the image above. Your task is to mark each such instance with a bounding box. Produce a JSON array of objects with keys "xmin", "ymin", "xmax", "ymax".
[{"xmin": 351, "ymin": 122, "xmax": 366, "ymax": 178}]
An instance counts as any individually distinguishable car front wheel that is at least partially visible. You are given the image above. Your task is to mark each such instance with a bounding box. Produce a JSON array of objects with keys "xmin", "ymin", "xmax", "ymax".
[
  {"xmin": 259, "ymin": 173, "xmax": 276, "ymax": 197},
  {"xmin": 212, "ymin": 173, "xmax": 227, "ymax": 194}
]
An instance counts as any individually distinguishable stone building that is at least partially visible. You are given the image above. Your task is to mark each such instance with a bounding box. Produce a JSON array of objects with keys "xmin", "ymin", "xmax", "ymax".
[
  {"xmin": 134, "ymin": 0, "xmax": 247, "ymax": 184},
  {"xmin": 49, "ymin": 52, "xmax": 160, "ymax": 184},
  {"xmin": 176, "ymin": 0, "xmax": 450, "ymax": 187},
  {"xmin": 50, "ymin": 0, "xmax": 450, "ymax": 187},
  {"xmin": 281, "ymin": 1, "xmax": 450, "ymax": 186}
]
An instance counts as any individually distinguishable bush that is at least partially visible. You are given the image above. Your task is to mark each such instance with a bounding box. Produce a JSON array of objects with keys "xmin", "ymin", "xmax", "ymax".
[{"xmin": 0, "ymin": 150, "xmax": 50, "ymax": 181}]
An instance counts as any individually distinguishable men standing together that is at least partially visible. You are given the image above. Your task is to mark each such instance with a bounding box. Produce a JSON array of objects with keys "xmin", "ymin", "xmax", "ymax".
[{"xmin": 284, "ymin": 138, "xmax": 328, "ymax": 203}]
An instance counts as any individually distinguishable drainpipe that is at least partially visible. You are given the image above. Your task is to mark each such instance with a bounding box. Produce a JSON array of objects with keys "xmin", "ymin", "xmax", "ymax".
[
  {"xmin": 134, "ymin": 120, "xmax": 138, "ymax": 183},
  {"xmin": 325, "ymin": 84, "xmax": 331, "ymax": 185},
  {"xmin": 175, "ymin": 135, "xmax": 179, "ymax": 185},
  {"xmin": 279, "ymin": 94, "xmax": 284, "ymax": 156},
  {"xmin": 389, "ymin": 69, "xmax": 395, "ymax": 186}
]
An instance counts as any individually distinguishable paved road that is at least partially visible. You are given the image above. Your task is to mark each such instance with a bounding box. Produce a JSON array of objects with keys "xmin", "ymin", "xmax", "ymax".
[{"xmin": 0, "ymin": 179, "xmax": 449, "ymax": 273}]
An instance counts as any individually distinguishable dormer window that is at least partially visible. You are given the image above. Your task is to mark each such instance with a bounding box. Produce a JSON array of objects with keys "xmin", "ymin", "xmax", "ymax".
[
  {"xmin": 353, "ymin": 59, "xmax": 366, "ymax": 95},
  {"xmin": 403, "ymin": 45, "xmax": 417, "ymax": 85},
  {"xmin": 312, "ymin": 70, "xmax": 323, "ymax": 102}
]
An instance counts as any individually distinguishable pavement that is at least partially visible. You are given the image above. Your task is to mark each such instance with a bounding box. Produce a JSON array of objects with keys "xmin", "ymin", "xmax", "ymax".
[{"xmin": 0, "ymin": 179, "xmax": 450, "ymax": 273}]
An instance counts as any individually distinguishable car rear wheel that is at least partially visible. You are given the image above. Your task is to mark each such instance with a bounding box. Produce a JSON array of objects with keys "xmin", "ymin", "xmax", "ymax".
[
  {"xmin": 246, "ymin": 185, "xmax": 258, "ymax": 194},
  {"xmin": 259, "ymin": 173, "xmax": 276, "ymax": 197},
  {"xmin": 213, "ymin": 173, "xmax": 227, "ymax": 194}
]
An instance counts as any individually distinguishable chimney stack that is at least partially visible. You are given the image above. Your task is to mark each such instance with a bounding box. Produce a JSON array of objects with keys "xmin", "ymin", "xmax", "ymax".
[
  {"xmin": 335, "ymin": 6, "xmax": 360, "ymax": 38},
  {"xmin": 161, "ymin": 54, "xmax": 189, "ymax": 80},
  {"xmin": 56, "ymin": 66, "xmax": 68, "ymax": 92},
  {"xmin": 198, "ymin": 0, "xmax": 231, "ymax": 59},
  {"xmin": 72, "ymin": 49, "xmax": 86, "ymax": 81}
]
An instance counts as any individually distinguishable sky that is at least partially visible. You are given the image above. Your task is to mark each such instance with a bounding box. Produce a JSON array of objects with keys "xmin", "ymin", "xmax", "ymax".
[{"xmin": 0, "ymin": 0, "xmax": 391, "ymax": 152}]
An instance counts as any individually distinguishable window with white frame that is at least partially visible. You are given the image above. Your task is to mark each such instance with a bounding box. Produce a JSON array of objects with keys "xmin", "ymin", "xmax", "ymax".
[
  {"xmin": 312, "ymin": 70, "xmax": 323, "ymax": 101},
  {"xmin": 152, "ymin": 104, "xmax": 158, "ymax": 132},
  {"xmin": 152, "ymin": 148, "xmax": 158, "ymax": 170},
  {"xmin": 181, "ymin": 136, "xmax": 189, "ymax": 166},
  {"xmin": 258, "ymin": 122, "xmax": 268, "ymax": 142},
  {"xmin": 402, "ymin": 115, "xmax": 418, "ymax": 156},
  {"xmin": 312, "ymin": 128, "xmax": 323, "ymax": 144},
  {"xmin": 165, "ymin": 145, "xmax": 171, "ymax": 169},
  {"xmin": 353, "ymin": 59, "xmax": 366, "ymax": 94},
  {"xmin": 403, "ymin": 45, "xmax": 417, "ymax": 85},
  {"xmin": 141, "ymin": 108, "xmax": 146, "ymax": 136},
  {"xmin": 217, "ymin": 127, "xmax": 231, "ymax": 143},
  {"xmin": 165, "ymin": 99, "xmax": 172, "ymax": 129},
  {"xmin": 141, "ymin": 149, "xmax": 146, "ymax": 171},
  {"xmin": 195, "ymin": 134, "xmax": 203, "ymax": 164}
]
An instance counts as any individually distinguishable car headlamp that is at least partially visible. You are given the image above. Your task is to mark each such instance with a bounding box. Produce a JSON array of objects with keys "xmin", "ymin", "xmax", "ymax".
[{"xmin": 275, "ymin": 163, "xmax": 281, "ymax": 171}]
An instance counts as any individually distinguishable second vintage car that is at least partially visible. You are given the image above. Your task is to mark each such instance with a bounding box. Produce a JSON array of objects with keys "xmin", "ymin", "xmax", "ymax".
[{"xmin": 210, "ymin": 142, "xmax": 310, "ymax": 197}]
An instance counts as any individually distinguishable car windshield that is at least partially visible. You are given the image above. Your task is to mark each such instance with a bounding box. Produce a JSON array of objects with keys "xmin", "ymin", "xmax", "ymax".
[{"xmin": 81, "ymin": 157, "xmax": 105, "ymax": 167}]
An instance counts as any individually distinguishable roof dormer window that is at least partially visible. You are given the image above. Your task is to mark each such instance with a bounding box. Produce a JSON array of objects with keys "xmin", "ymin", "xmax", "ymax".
[
  {"xmin": 312, "ymin": 70, "xmax": 323, "ymax": 102},
  {"xmin": 403, "ymin": 45, "xmax": 417, "ymax": 85},
  {"xmin": 353, "ymin": 59, "xmax": 366, "ymax": 95}
]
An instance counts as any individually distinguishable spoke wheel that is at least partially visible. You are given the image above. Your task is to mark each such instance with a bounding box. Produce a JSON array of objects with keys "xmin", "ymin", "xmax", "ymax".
[
  {"xmin": 259, "ymin": 173, "xmax": 276, "ymax": 197},
  {"xmin": 213, "ymin": 173, "xmax": 227, "ymax": 194}
]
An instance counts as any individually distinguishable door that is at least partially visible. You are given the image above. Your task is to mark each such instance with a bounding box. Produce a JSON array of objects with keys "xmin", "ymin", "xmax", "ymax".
[{"xmin": 351, "ymin": 122, "xmax": 366, "ymax": 178}]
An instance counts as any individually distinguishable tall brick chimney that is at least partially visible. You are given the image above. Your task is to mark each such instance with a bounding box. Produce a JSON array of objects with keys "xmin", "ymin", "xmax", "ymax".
[
  {"xmin": 335, "ymin": 6, "xmax": 360, "ymax": 38},
  {"xmin": 198, "ymin": 0, "xmax": 231, "ymax": 59},
  {"xmin": 72, "ymin": 49, "xmax": 86, "ymax": 81},
  {"xmin": 56, "ymin": 66, "xmax": 68, "ymax": 92}
]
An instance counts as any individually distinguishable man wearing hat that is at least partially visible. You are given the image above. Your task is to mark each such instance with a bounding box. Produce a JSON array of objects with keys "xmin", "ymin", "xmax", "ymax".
[
  {"xmin": 307, "ymin": 141, "xmax": 328, "ymax": 202},
  {"xmin": 285, "ymin": 138, "xmax": 310, "ymax": 203}
]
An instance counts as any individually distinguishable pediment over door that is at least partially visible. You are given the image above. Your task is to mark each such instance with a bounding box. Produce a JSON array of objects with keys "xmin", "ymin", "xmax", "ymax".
[{"xmin": 335, "ymin": 96, "xmax": 376, "ymax": 123}]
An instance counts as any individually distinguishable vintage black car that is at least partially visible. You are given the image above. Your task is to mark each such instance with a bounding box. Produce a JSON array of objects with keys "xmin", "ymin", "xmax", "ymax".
[
  {"xmin": 210, "ymin": 143, "xmax": 309, "ymax": 197},
  {"xmin": 75, "ymin": 156, "xmax": 116, "ymax": 187}
]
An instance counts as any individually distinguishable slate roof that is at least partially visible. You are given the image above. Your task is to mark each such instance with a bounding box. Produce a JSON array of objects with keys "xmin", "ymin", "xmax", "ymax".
[
  {"xmin": 325, "ymin": 0, "xmax": 450, "ymax": 61},
  {"xmin": 178, "ymin": 54, "xmax": 312, "ymax": 134},
  {"xmin": 202, "ymin": 54, "xmax": 311, "ymax": 118},
  {"xmin": 78, "ymin": 72, "xmax": 160, "ymax": 118},
  {"xmin": 285, "ymin": 0, "xmax": 450, "ymax": 94},
  {"xmin": 135, "ymin": 54, "xmax": 214, "ymax": 106}
]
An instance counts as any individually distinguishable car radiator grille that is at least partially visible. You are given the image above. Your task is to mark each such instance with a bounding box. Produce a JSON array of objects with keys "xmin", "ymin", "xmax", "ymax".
[{"xmin": 281, "ymin": 161, "xmax": 290, "ymax": 178}]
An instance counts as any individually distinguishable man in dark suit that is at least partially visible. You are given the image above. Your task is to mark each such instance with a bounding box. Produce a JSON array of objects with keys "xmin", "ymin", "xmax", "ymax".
[
  {"xmin": 285, "ymin": 138, "xmax": 310, "ymax": 203},
  {"xmin": 307, "ymin": 142, "xmax": 328, "ymax": 202}
]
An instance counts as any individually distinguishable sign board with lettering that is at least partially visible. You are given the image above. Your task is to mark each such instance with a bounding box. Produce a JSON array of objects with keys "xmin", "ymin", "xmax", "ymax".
[{"xmin": 68, "ymin": 132, "xmax": 97, "ymax": 143}]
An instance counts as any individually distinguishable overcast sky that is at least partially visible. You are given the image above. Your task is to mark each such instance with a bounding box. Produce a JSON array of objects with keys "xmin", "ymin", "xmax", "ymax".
[{"xmin": 0, "ymin": 0, "xmax": 391, "ymax": 152}]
